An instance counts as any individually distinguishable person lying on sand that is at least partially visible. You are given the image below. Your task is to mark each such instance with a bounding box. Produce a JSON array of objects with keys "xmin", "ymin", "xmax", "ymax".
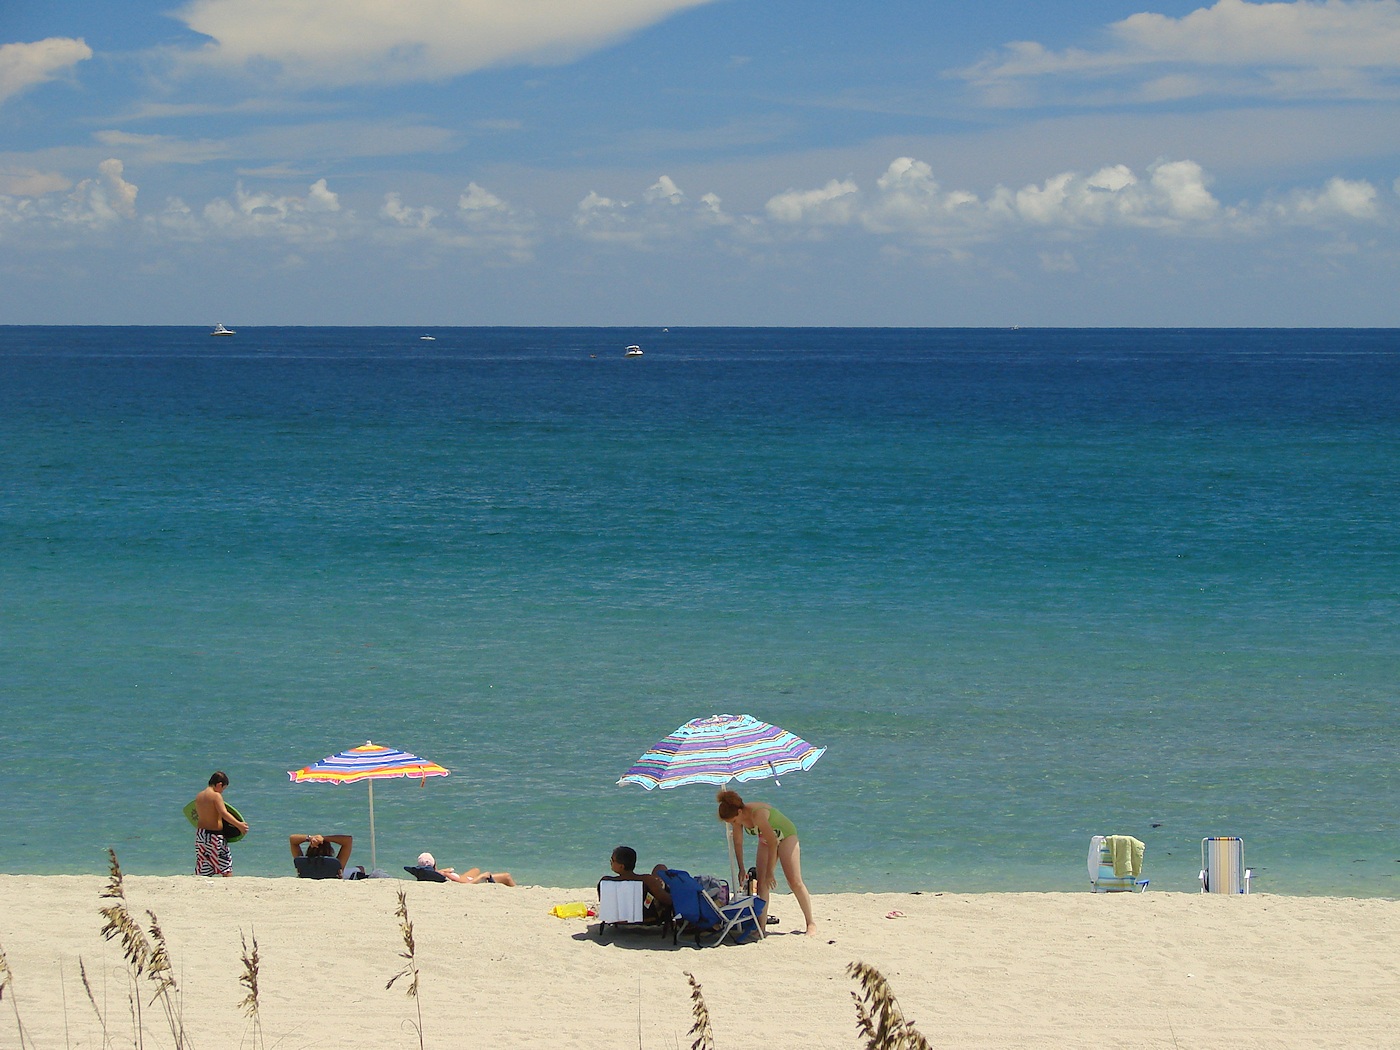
[{"xmin": 416, "ymin": 851, "xmax": 516, "ymax": 886}]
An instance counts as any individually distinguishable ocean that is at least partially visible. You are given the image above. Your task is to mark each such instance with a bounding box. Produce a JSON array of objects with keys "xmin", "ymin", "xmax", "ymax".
[{"xmin": 1, "ymin": 326, "xmax": 1396, "ymax": 896}]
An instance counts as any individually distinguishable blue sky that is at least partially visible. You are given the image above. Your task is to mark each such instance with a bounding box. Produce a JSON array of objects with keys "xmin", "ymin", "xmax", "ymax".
[{"xmin": 3, "ymin": 0, "xmax": 1400, "ymax": 325}]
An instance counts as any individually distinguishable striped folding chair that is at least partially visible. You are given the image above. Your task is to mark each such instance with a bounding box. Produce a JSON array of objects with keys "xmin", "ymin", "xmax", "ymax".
[
  {"xmin": 1199, "ymin": 836, "xmax": 1254, "ymax": 893},
  {"xmin": 1088, "ymin": 835, "xmax": 1149, "ymax": 892}
]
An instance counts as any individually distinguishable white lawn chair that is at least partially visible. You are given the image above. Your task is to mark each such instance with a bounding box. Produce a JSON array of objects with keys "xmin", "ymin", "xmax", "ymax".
[
  {"xmin": 1199, "ymin": 837, "xmax": 1254, "ymax": 893},
  {"xmin": 1088, "ymin": 834, "xmax": 1149, "ymax": 892}
]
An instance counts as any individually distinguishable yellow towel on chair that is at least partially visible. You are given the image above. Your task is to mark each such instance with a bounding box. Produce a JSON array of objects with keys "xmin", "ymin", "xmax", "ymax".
[{"xmin": 1105, "ymin": 835, "xmax": 1145, "ymax": 878}]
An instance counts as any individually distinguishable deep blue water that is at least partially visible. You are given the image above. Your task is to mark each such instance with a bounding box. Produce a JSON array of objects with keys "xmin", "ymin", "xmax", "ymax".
[{"xmin": 1, "ymin": 326, "xmax": 1396, "ymax": 895}]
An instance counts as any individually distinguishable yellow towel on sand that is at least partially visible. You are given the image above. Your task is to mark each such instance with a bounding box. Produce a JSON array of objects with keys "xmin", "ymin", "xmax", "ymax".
[{"xmin": 1105, "ymin": 835, "xmax": 1145, "ymax": 878}]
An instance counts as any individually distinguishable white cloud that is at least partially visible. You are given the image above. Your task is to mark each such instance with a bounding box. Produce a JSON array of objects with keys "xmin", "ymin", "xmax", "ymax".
[
  {"xmin": 66, "ymin": 159, "xmax": 139, "ymax": 225},
  {"xmin": 174, "ymin": 0, "xmax": 720, "ymax": 88},
  {"xmin": 383, "ymin": 192, "xmax": 440, "ymax": 229},
  {"xmin": 0, "ymin": 38, "xmax": 92, "ymax": 106},
  {"xmin": 960, "ymin": 0, "xmax": 1400, "ymax": 104},
  {"xmin": 192, "ymin": 177, "xmax": 344, "ymax": 242},
  {"xmin": 0, "ymin": 167, "xmax": 72, "ymax": 196},
  {"xmin": 758, "ymin": 156, "xmax": 1389, "ymax": 249},
  {"xmin": 766, "ymin": 178, "xmax": 861, "ymax": 225},
  {"xmin": 4, "ymin": 156, "xmax": 1391, "ymax": 271},
  {"xmin": 373, "ymin": 182, "xmax": 536, "ymax": 260},
  {"xmin": 573, "ymin": 175, "xmax": 735, "ymax": 246},
  {"xmin": 1, "ymin": 159, "xmax": 137, "ymax": 235},
  {"xmin": 1271, "ymin": 175, "xmax": 1380, "ymax": 220}
]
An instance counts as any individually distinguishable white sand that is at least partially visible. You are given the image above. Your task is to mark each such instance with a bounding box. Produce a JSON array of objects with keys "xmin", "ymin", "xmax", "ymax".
[{"xmin": 2, "ymin": 874, "xmax": 1397, "ymax": 1049}]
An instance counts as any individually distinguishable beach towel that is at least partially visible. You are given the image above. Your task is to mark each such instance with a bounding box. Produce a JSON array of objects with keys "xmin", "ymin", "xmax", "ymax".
[
  {"xmin": 550, "ymin": 901, "xmax": 594, "ymax": 919},
  {"xmin": 1105, "ymin": 835, "xmax": 1145, "ymax": 878}
]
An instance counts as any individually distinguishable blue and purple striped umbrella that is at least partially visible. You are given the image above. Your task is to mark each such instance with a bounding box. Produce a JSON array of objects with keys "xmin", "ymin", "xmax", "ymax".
[{"xmin": 617, "ymin": 714, "xmax": 825, "ymax": 790}]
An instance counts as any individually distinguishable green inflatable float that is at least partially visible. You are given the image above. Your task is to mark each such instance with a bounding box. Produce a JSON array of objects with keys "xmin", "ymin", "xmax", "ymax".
[{"xmin": 182, "ymin": 799, "xmax": 246, "ymax": 844}]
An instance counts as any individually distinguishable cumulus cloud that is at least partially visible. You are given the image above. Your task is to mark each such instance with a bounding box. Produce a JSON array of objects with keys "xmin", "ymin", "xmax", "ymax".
[
  {"xmin": 1269, "ymin": 175, "xmax": 1380, "ymax": 221},
  {"xmin": 66, "ymin": 159, "xmax": 139, "ymax": 225},
  {"xmin": 766, "ymin": 178, "xmax": 861, "ymax": 226},
  {"xmin": 0, "ymin": 159, "xmax": 137, "ymax": 235},
  {"xmin": 372, "ymin": 182, "xmax": 536, "ymax": 260},
  {"xmin": 5, "ymin": 156, "xmax": 1392, "ymax": 270},
  {"xmin": 573, "ymin": 175, "xmax": 735, "ymax": 246},
  {"xmin": 756, "ymin": 155, "xmax": 1391, "ymax": 250},
  {"xmin": 185, "ymin": 177, "xmax": 343, "ymax": 243},
  {"xmin": 0, "ymin": 38, "xmax": 92, "ymax": 106},
  {"xmin": 959, "ymin": 0, "xmax": 1400, "ymax": 105},
  {"xmin": 174, "ymin": 0, "xmax": 719, "ymax": 88}
]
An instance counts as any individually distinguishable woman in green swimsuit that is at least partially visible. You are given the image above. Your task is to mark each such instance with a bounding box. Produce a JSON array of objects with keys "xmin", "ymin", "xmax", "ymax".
[{"xmin": 716, "ymin": 788, "xmax": 815, "ymax": 935}]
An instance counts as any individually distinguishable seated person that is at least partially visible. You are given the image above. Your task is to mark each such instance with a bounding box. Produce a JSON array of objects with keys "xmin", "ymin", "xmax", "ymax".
[
  {"xmin": 289, "ymin": 833, "xmax": 353, "ymax": 879},
  {"xmin": 599, "ymin": 846, "xmax": 672, "ymax": 921},
  {"xmin": 412, "ymin": 851, "xmax": 517, "ymax": 886}
]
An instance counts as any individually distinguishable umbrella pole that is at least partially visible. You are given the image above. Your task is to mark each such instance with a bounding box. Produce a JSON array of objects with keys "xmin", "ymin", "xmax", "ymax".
[{"xmin": 368, "ymin": 780, "xmax": 377, "ymax": 871}]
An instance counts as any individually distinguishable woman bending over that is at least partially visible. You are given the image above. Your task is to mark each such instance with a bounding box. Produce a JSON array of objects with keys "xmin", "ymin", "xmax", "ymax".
[{"xmin": 716, "ymin": 789, "xmax": 815, "ymax": 935}]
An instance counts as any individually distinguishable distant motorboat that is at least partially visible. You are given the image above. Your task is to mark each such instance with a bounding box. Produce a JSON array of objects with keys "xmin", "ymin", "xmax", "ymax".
[
  {"xmin": 625, "ymin": 345, "xmax": 644, "ymax": 356},
  {"xmin": 420, "ymin": 335, "xmax": 436, "ymax": 340},
  {"xmin": 210, "ymin": 323, "xmax": 235, "ymax": 336}
]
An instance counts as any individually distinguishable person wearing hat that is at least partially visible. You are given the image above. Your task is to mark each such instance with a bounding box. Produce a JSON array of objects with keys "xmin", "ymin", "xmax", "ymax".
[{"xmin": 415, "ymin": 851, "xmax": 516, "ymax": 886}]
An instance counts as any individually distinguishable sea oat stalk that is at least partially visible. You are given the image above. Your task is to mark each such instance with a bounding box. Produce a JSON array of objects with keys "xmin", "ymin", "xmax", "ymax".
[
  {"xmin": 386, "ymin": 889, "xmax": 425, "ymax": 1050},
  {"xmin": 682, "ymin": 972, "xmax": 715, "ymax": 1050},
  {"xmin": 847, "ymin": 961, "xmax": 932, "ymax": 1050}
]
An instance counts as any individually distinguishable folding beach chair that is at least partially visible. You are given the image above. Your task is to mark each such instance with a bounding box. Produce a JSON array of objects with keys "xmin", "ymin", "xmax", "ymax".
[
  {"xmin": 659, "ymin": 869, "xmax": 765, "ymax": 947},
  {"xmin": 595, "ymin": 879, "xmax": 671, "ymax": 939},
  {"xmin": 1088, "ymin": 835, "xmax": 1149, "ymax": 892},
  {"xmin": 1199, "ymin": 837, "xmax": 1253, "ymax": 894}
]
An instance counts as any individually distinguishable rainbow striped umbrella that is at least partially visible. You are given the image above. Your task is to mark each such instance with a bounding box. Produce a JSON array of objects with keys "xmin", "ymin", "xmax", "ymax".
[
  {"xmin": 289, "ymin": 741, "xmax": 449, "ymax": 870},
  {"xmin": 617, "ymin": 714, "xmax": 825, "ymax": 790}
]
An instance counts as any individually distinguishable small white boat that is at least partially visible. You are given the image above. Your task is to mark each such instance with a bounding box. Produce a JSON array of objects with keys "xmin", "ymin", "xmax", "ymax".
[
  {"xmin": 625, "ymin": 345, "xmax": 643, "ymax": 356},
  {"xmin": 420, "ymin": 335, "xmax": 436, "ymax": 341},
  {"xmin": 210, "ymin": 323, "xmax": 235, "ymax": 336}
]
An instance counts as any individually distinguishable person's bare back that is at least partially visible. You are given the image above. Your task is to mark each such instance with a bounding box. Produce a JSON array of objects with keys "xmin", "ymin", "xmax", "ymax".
[{"xmin": 194, "ymin": 777, "xmax": 247, "ymax": 834}]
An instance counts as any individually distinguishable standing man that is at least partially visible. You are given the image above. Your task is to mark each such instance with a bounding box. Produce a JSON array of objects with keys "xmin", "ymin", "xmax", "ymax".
[{"xmin": 193, "ymin": 771, "xmax": 248, "ymax": 877}]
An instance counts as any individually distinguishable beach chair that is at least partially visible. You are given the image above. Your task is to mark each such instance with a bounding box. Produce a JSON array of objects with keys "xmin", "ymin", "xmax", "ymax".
[
  {"xmin": 595, "ymin": 879, "xmax": 671, "ymax": 939},
  {"xmin": 1199, "ymin": 837, "xmax": 1254, "ymax": 894},
  {"xmin": 1088, "ymin": 835, "xmax": 1149, "ymax": 892},
  {"xmin": 294, "ymin": 855, "xmax": 344, "ymax": 880},
  {"xmin": 403, "ymin": 865, "xmax": 448, "ymax": 882},
  {"xmin": 658, "ymin": 869, "xmax": 765, "ymax": 947}
]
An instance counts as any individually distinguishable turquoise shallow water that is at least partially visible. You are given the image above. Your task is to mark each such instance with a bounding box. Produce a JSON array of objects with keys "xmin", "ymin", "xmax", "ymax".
[{"xmin": 1, "ymin": 327, "xmax": 1397, "ymax": 895}]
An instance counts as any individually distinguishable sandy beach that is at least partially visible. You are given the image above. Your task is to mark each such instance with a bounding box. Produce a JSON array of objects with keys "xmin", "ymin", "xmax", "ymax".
[{"xmin": 1, "ymin": 874, "xmax": 1396, "ymax": 1049}]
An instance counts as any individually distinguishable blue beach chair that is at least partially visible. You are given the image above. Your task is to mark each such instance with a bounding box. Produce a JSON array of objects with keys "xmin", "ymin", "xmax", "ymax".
[{"xmin": 658, "ymin": 869, "xmax": 765, "ymax": 947}]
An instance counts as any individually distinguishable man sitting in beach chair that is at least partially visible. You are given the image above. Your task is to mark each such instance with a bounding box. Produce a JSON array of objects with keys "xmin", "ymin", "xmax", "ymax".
[{"xmin": 596, "ymin": 846, "xmax": 673, "ymax": 936}]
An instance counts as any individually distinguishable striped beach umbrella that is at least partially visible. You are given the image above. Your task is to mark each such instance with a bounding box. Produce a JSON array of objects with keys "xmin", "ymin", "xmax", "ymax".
[
  {"xmin": 617, "ymin": 714, "xmax": 825, "ymax": 790},
  {"xmin": 289, "ymin": 741, "xmax": 449, "ymax": 871}
]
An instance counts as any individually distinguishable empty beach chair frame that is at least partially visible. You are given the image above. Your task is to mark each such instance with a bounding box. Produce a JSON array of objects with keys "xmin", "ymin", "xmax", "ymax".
[
  {"xmin": 1199, "ymin": 836, "xmax": 1254, "ymax": 894},
  {"xmin": 1088, "ymin": 834, "xmax": 1149, "ymax": 892}
]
